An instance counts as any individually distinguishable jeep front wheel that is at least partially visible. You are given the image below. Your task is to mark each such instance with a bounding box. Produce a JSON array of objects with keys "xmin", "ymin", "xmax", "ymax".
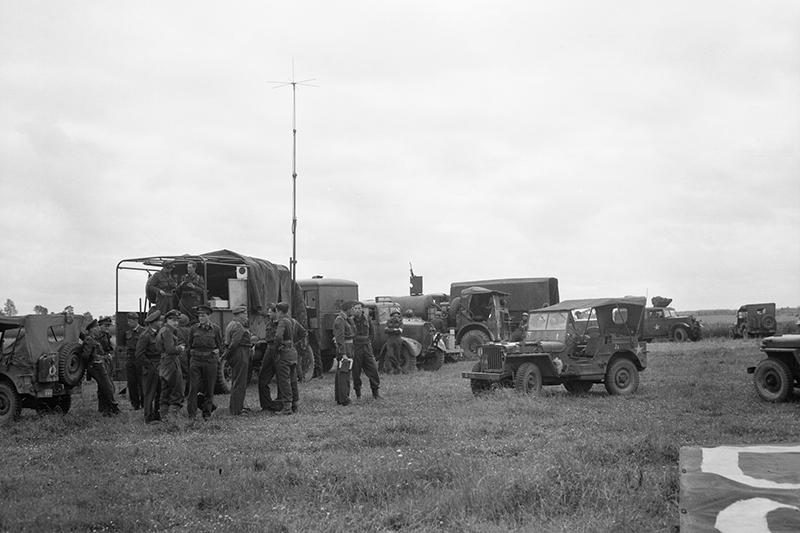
[
  {"xmin": 58, "ymin": 342, "xmax": 85, "ymax": 387},
  {"xmin": 0, "ymin": 382, "xmax": 21, "ymax": 426},
  {"xmin": 672, "ymin": 327, "xmax": 689, "ymax": 342},
  {"xmin": 604, "ymin": 358, "xmax": 639, "ymax": 395},
  {"xmin": 470, "ymin": 362, "xmax": 491, "ymax": 396},
  {"xmin": 460, "ymin": 330, "xmax": 490, "ymax": 360},
  {"xmin": 563, "ymin": 381, "xmax": 592, "ymax": 394},
  {"xmin": 514, "ymin": 363, "xmax": 542, "ymax": 394},
  {"xmin": 753, "ymin": 358, "xmax": 792, "ymax": 402}
]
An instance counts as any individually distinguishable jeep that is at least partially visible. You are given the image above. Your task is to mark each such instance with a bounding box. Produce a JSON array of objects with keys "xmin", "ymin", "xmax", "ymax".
[
  {"xmin": 747, "ymin": 334, "xmax": 800, "ymax": 402},
  {"xmin": 731, "ymin": 303, "xmax": 778, "ymax": 339},
  {"xmin": 0, "ymin": 313, "xmax": 86, "ymax": 425},
  {"xmin": 462, "ymin": 297, "xmax": 647, "ymax": 396}
]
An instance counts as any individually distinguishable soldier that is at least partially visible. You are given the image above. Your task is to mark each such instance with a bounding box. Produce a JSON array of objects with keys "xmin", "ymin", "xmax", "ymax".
[
  {"xmin": 82, "ymin": 319, "xmax": 120, "ymax": 416},
  {"xmin": 351, "ymin": 302, "xmax": 381, "ymax": 400},
  {"xmin": 430, "ymin": 310, "xmax": 447, "ymax": 334},
  {"xmin": 177, "ymin": 261, "xmax": 205, "ymax": 323},
  {"xmin": 157, "ymin": 309, "xmax": 186, "ymax": 420},
  {"xmin": 186, "ymin": 304, "xmax": 222, "ymax": 420},
  {"xmin": 510, "ymin": 312, "xmax": 529, "ymax": 342},
  {"xmin": 332, "ymin": 301, "xmax": 356, "ymax": 406},
  {"xmin": 124, "ymin": 313, "xmax": 144, "ymax": 410},
  {"xmin": 136, "ymin": 309, "xmax": 163, "ymax": 422},
  {"xmin": 274, "ymin": 302, "xmax": 300, "ymax": 415},
  {"xmin": 224, "ymin": 306, "xmax": 252, "ymax": 415},
  {"xmin": 146, "ymin": 262, "xmax": 177, "ymax": 315},
  {"xmin": 383, "ymin": 310, "xmax": 404, "ymax": 373},
  {"xmin": 257, "ymin": 304, "xmax": 282, "ymax": 412},
  {"xmin": 97, "ymin": 316, "xmax": 115, "ymax": 378},
  {"xmin": 291, "ymin": 314, "xmax": 309, "ymax": 382},
  {"xmin": 176, "ymin": 313, "xmax": 191, "ymax": 395}
]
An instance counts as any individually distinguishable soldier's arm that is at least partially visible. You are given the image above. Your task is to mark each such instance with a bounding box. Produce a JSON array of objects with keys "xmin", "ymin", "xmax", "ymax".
[
  {"xmin": 214, "ymin": 326, "xmax": 223, "ymax": 352},
  {"xmin": 162, "ymin": 329, "xmax": 181, "ymax": 356},
  {"xmin": 228, "ymin": 322, "xmax": 243, "ymax": 352}
]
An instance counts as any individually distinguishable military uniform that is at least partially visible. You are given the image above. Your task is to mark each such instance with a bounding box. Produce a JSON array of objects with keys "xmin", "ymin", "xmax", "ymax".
[
  {"xmin": 332, "ymin": 310, "xmax": 355, "ymax": 360},
  {"xmin": 125, "ymin": 320, "xmax": 144, "ymax": 409},
  {"xmin": 97, "ymin": 318, "xmax": 115, "ymax": 378},
  {"xmin": 176, "ymin": 314, "xmax": 191, "ymax": 395},
  {"xmin": 177, "ymin": 271, "xmax": 205, "ymax": 322},
  {"xmin": 257, "ymin": 318, "xmax": 281, "ymax": 411},
  {"xmin": 83, "ymin": 325, "xmax": 120, "ymax": 415},
  {"xmin": 383, "ymin": 313, "xmax": 404, "ymax": 373},
  {"xmin": 146, "ymin": 268, "xmax": 177, "ymax": 315},
  {"xmin": 225, "ymin": 311, "xmax": 252, "ymax": 415},
  {"xmin": 186, "ymin": 318, "xmax": 222, "ymax": 419},
  {"xmin": 135, "ymin": 316, "xmax": 162, "ymax": 422},
  {"xmin": 352, "ymin": 312, "xmax": 380, "ymax": 399},
  {"xmin": 156, "ymin": 316, "xmax": 185, "ymax": 419},
  {"xmin": 275, "ymin": 315, "xmax": 300, "ymax": 414}
]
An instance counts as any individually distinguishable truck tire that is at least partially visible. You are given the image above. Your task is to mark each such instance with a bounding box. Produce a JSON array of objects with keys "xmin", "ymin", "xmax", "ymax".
[
  {"xmin": 0, "ymin": 381, "xmax": 21, "ymax": 426},
  {"xmin": 604, "ymin": 358, "xmax": 639, "ymax": 395},
  {"xmin": 672, "ymin": 326, "xmax": 689, "ymax": 342},
  {"xmin": 753, "ymin": 358, "xmax": 792, "ymax": 402},
  {"xmin": 418, "ymin": 349, "xmax": 444, "ymax": 372},
  {"xmin": 460, "ymin": 330, "xmax": 490, "ymax": 360},
  {"xmin": 563, "ymin": 381, "xmax": 592, "ymax": 394},
  {"xmin": 58, "ymin": 342, "xmax": 85, "ymax": 387},
  {"xmin": 470, "ymin": 362, "xmax": 491, "ymax": 396},
  {"xmin": 214, "ymin": 358, "xmax": 232, "ymax": 394},
  {"xmin": 514, "ymin": 362, "xmax": 542, "ymax": 394}
]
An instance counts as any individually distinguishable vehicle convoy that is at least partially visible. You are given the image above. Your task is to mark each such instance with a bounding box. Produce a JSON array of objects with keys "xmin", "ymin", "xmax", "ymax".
[
  {"xmin": 116, "ymin": 250, "xmax": 307, "ymax": 392},
  {"xmin": 747, "ymin": 334, "xmax": 800, "ymax": 402},
  {"xmin": 641, "ymin": 297, "xmax": 702, "ymax": 342},
  {"xmin": 1, "ymin": 312, "xmax": 86, "ymax": 425},
  {"xmin": 462, "ymin": 297, "xmax": 647, "ymax": 396},
  {"xmin": 448, "ymin": 278, "xmax": 559, "ymax": 358},
  {"xmin": 731, "ymin": 303, "xmax": 778, "ymax": 339}
]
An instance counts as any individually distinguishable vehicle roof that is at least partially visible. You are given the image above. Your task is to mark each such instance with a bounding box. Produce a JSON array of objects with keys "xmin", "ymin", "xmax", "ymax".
[
  {"xmin": 0, "ymin": 315, "xmax": 25, "ymax": 331},
  {"xmin": 118, "ymin": 253, "xmax": 250, "ymax": 268},
  {"xmin": 739, "ymin": 303, "xmax": 775, "ymax": 309},
  {"xmin": 535, "ymin": 297, "xmax": 646, "ymax": 312},
  {"xmin": 460, "ymin": 286, "xmax": 510, "ymax": 296},
  {"xmin": 297, "ymin": 278, "xmax": 358, "ymax": 288}
]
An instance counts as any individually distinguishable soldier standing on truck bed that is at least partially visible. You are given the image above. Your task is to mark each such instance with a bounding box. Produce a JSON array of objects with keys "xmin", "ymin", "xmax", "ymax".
[
  {"xmin": 177, "ymin": 261, "xmax": 205, "ymax": 323},
  {"xmin": 136, "ymin": 309, "xmax": 163, "ymax": 422},
  {"xmin": 186, "ymin": 304, "xmax": 222, "ymax": 420},
  {"xmin": 146, "ymin": 262, "xmax": 177, "ymax": 316},
  {"xmin": 124, "ymin": 313, "xmax": 144, "ymax": 410},
  {"xmin": 225, "ymin": 306, "xmax": 252, "ymax": 416},
  {"xmin": 157, "ymin": 309, "xmax": 186, "ymax": 421},
  {"xmin": 82, "ymin": 319, "xmax": 120, "ymax": 416},
  {"xmin": 351, "ymin": 302, "xmax": 381, "ymax": 400}
]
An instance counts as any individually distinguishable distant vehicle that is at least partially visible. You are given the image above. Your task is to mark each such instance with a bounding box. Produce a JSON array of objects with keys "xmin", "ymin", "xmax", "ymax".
[
  {"xmin": 747, "ymin": 334, "xmax": 800, "ymax": 402},
  {"xmin": 463, "ymin": 297, "xmax": 648, "ymax": 396},
  {"xmin": 731, "ymin": 303, "xmax": 778, "ymax": 339},
  {"xmin": 298, "ymin": 277, "xmax": 359, "ymax": 372},
  {"xmin": 641, "ymin": 299, "xmax": 702, "ymax": 342},
  {"xmin": 0, "ymin": 313, "xmax": 86, "ymax": 425}
]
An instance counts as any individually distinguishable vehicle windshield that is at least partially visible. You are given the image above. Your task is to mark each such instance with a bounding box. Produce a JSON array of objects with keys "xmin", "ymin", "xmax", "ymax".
[
  {"xmin": 664, "ymin": 308, "xmax": 677, "ymax": 318},
  {"xmin": 526, "ymin": 311, "xmax": 568, "ymax": 342}
]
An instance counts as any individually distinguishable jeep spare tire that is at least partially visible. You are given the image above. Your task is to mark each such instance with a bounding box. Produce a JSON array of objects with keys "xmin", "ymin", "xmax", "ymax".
[
  {"xmin": 460, "ymin": 330, "xmax": 490, "ymax": 360},
  {"xmin": 761, "ymin": 315, "xmax": 777, "ymax": 330},
  {"xmin": 58, "ymin": 342, "xmax": 85, "ymax": 387}
]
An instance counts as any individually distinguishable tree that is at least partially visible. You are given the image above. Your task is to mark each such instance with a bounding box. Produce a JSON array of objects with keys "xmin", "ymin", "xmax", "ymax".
[
  {"xmin": 2, "ymin": 299, "xmax": 17, "ymax": 316},
  {"xmin": 34, "ymin": 305, "xmax": 49, "ymax": 315}
]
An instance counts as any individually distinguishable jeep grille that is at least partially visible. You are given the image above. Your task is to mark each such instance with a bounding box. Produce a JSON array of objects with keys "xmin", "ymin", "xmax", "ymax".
[{"xmin": 483, "ymin": 345, "xmax": 505, "ymax": 372}]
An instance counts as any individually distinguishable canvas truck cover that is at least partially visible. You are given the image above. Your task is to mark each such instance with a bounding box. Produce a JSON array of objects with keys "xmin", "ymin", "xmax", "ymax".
[{"xmin": 450, "ymin": 278, "xmax": 559, "ymax": 313}]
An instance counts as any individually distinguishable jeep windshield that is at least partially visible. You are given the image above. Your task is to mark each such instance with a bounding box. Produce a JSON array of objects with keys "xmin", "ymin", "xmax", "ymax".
[{"xmin": 525, "ymin": 311, "xmax": 568, "ymax": 342}]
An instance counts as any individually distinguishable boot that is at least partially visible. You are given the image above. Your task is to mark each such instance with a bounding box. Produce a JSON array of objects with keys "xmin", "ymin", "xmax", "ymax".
[
  {"xmin": 280, "ymin": 403, "xmax": 293, "ymax": 416},
  {"xmin": 372, "ymin": 390, "xmax": 382, "ymax": 400}
]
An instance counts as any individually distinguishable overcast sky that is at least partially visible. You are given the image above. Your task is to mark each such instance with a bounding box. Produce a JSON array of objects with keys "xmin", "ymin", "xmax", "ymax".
[{"xmin": 1, "ymin": 1, "xmax": 798, "ymax": 316}]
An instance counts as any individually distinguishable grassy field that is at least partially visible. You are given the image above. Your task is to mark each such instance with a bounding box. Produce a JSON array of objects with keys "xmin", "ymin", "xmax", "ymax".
[{"xmin": 1, "ymin": 338, "xmax": 798, "ymax": 532}]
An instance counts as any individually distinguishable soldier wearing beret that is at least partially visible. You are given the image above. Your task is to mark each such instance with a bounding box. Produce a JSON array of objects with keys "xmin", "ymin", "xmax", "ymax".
[
  {"xmin": 351, "ymin": 302, "xmax": 381, "ymax": 400},
  {"xmin": 136, "ymin": 309, "xmax": 163, "ymax": 422},
  {"xmin": 124, "ymin": 312, "xmax": 144, "ymax": 410},
  {"xmin": 82, "ymin": 319, "xmax": 120, "ymax": 416},
  {"xmin": 156, "ymin": 309, "xmax": 186, "ymax": 420},
  {"xmin": 224, "ymin": 306, "xmax": 252, "ymax": 415},
  {"xmin": 187, "ymin": 304, "xmax": 222, "ymax": 419}
]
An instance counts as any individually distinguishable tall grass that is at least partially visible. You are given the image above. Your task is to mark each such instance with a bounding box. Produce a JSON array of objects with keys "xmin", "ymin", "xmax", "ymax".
[{"xmin": 0, "ymin": 338, "xmax": 797, "ymax": 532}]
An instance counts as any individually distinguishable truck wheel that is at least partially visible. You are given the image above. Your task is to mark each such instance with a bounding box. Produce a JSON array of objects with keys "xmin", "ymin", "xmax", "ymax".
[
  {"xmin": 460, "ymin": 330, "xmax": 490, "ymax": 360},
  {"xmin": 672, "ymin": 327, "xmax": 689, "ymax": 342},
  {"xmin": 470, "ymin": 362, "xmax": 491, "ymax": 395},
  {"xmin": 58, "ymin": 342, "xmax": 85, "ymax": 387},
  {"xmin": 418, "ymin": 349, "xmax": 444, "ymax": 372},
  {"xmin": 604, "ymin": 358, "xmax": 639, "ymax": 395},
  {"xmin": 0, "ymin": 382, "xmax": 21, "ymax": 426},
  {"xmin": 514, "ymin": 362, "xmax": 542, "ymax": 394},
  {"xmin": 753, "ymin": 358, "xmax": 792, "ymax": 402},
  {"xmin": 214, "ymin": 359, "xmax": 232, "ymax": 394},
  {"xmin": 563, "ymin": 381, "xmax": 592, "ymax": 394}
]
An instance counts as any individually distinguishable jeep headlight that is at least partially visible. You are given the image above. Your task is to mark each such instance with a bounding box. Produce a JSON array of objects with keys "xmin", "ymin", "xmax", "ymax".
[{"xmin": 477, "ymin": 347, "xmax": 483, "ymax": 357}]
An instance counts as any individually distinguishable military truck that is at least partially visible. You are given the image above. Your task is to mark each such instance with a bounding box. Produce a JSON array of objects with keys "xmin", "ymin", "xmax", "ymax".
[
  {"xmin": 1, "ymin": 313, "xmax": 86, "ymax": 424},
  {"xmin": 747, "ymin": 334, "xmax": 800, "ymax": 402},
  {"xmin": 641, "ymin": 297, "xmax": 702, "ymax": 342},
  {"xmin": 116, "ymin": 250, "xmax": 306, "ymax": 392},
  {"xmin": 297, "ymin": 277, "xmax": 359, "ymax": 372},
  {"xmin": 731, "ymin": 303, "xmax": 777, "ymax": 339},
  {"xmin": 448, "ymin": 278, "xmax": 559, "ymax": 358},
  {"xmin": 462, "ymin": 297, "xmax": 647, "ymax": 396}
]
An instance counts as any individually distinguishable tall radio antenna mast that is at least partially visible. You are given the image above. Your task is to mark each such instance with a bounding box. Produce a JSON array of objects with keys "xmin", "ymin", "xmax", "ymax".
[{"xmin": 267, "ymin": 61, "xmax": 317, "ymax": 306}]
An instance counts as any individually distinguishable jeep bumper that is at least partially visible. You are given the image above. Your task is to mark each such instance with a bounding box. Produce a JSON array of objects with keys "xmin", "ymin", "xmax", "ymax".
[{"xmin": 462, "ymin": 371, "xmax": 502, "ymax": 381}]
